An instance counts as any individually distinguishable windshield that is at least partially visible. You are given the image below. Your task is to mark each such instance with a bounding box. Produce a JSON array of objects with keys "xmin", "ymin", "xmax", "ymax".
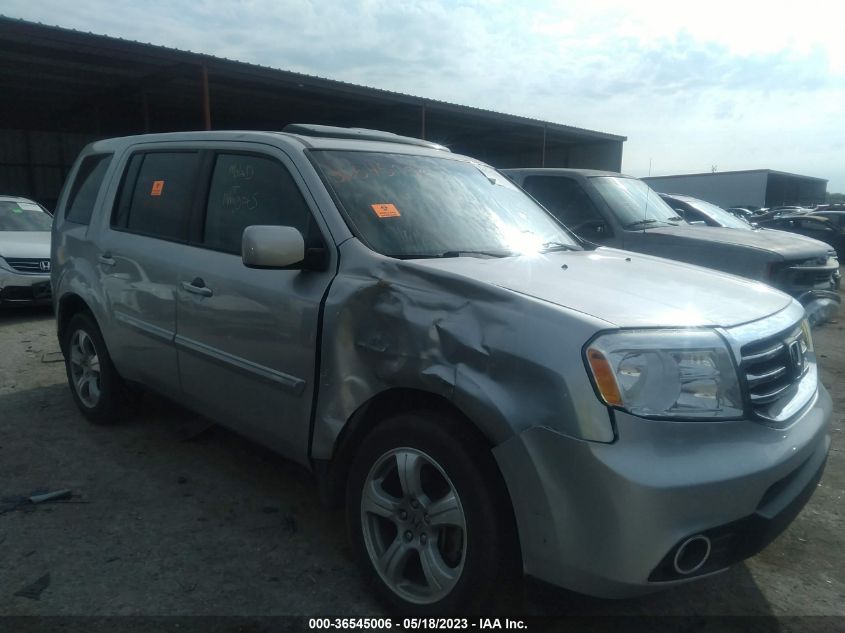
[
  {"xmin": 310, "ymin": 150, "xmax": 578, "ymax": 258},
  {"xmin": 0, "ymin": 200, "xmax": 52, "ymax": 231},
  {"xmin": 589, "ymin": 177, "xmax": 682, "ymax": 228},
  {"xmin": 678, "ymin": 197, "xmax": 752, "ymax": 230}
]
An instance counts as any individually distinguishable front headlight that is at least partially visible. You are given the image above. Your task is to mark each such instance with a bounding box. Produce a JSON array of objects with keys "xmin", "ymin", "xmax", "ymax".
[{"xmin": 585, "ymin": 329, "xmax": 743, "ymax": 420}]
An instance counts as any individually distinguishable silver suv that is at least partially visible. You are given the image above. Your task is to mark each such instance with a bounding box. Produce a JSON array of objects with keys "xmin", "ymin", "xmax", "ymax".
[{"xmin": 52, "ymin": 126, "xmax": 831, "ymax": 613}]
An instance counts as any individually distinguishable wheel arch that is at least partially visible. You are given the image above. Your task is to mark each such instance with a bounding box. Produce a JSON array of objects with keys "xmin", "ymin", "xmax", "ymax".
[
  {"xmin": 56, "ymin": 292, "xmax": 96, "ymax": 349},
  {"xmin": 317, "ymin": 387, "xmax": 506, "ymax": 510}
]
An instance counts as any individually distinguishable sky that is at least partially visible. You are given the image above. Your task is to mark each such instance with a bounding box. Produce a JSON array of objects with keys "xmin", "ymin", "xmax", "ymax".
[{"xmin": 4, "ymin": 0, "xmax": 844, "ymax": 191}]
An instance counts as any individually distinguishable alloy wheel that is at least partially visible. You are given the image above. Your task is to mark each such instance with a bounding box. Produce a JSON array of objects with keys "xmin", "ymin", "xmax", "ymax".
[
  {"xmin": 360, "ymin": 447, "xmax": 467, "ymax": 604},
  {"xmin": 69, "ymin": 329, "xmax": 101, "ymax": 408}
]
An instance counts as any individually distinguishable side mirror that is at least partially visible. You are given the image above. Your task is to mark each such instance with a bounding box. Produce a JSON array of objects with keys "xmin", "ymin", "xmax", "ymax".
[{"xmin": 242, "ymin": 225, "xmax": 305, "ymax": 269}]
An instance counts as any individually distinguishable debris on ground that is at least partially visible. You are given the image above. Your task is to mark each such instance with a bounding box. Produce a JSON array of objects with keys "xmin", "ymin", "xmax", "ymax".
[
  {"xmin": 40, "ymin": 351, "xmax": 64, "ymax": 363},
  {"xmin": 29, "ymin": 489, "xmax": 72, "ymax": 504},
  {"xmin": 1, "ymin": 489, "xmax": 74, "ymax": 515},
  {"xmin": 14, "ymin": 573, "xmax": 50, "ymax": 600}
]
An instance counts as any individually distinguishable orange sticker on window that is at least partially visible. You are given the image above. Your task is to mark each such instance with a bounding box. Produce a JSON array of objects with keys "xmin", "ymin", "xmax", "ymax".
[
  {"xmin": 150, "ymin": 180, "xmax": 164, "ymax": 196},
  {"xmin": 371, "ymin": 203, "xmax": 401, "ymax": 218}
]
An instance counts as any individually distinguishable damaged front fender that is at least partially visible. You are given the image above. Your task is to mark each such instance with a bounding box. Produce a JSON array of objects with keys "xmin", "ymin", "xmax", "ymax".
[{"xmin": 310, "ymin": 239, "xmax": 616, "ymax": 461}]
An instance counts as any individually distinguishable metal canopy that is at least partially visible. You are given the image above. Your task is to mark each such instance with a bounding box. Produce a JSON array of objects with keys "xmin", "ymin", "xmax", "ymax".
[{"xmin": 0, "ymin": 16, "xmax": 626, "ymax": 206}]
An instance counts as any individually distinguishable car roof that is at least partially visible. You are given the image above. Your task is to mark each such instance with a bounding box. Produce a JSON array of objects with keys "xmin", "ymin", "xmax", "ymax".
[
  {"xmin": 84, "ymin": 127, "xmax": 456, "ymax": 159},
  {"xmin": 659, "ymin": 192, "xmax": 711, "ymax": 205},
  {"xmin": 776, "ymin": 214, "xmax": 832, "ymax": 222}
]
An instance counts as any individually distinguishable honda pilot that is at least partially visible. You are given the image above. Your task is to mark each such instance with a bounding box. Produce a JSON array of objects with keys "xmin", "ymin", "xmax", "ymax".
[{"xmin": 52, "ymin": 126, "xmax": 832, "ymax": 613}]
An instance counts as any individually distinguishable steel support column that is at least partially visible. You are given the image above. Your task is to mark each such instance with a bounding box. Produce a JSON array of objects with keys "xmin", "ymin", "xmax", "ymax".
[
  {"xmin": 142, "ymin": 92, "xmax": 151, "ymax": 132},
  {"xmin": 420, "ymin": 101, "xmax": 426, "ymax": 140},
  {"xmin": 201, "ymin": 64, "xmax": 211, "ymax": 130},
  {"xmin": 541, "ymin": 125, "xmax": 547, "ymax": 167}
]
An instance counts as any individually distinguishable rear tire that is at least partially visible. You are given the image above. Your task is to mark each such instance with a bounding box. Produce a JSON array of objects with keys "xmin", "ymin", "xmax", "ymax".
[
  {"xmin": 346, "ymin": 410, "xmax": 519, "ymax": 615},
  {"xmin": 62, "ymin": 312, "xmax": 124, "ymax": 425}
]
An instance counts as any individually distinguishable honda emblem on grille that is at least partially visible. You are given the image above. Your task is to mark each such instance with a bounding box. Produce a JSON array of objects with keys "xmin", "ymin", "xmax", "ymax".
[
  {"xmin": 788, "ymin": 340, "xmax": 804, "ymax": 376},
  {"xmin": 39, "ymin": 260, "xmax": 51, "ymax": 272}
]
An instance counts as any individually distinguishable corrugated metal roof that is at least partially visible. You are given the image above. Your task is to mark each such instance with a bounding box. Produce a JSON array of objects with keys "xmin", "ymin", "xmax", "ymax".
[{"xmin": 0, "ymin": 15, "xmax": 626, "ymax": 143}]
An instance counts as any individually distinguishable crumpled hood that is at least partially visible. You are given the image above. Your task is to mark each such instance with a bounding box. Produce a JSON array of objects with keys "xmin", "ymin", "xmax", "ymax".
[
  {"xmin": 410, "ymin": 247, "xmax": 793, "ymax": 328},
  {"xmin": 0, "ymin": 231, "xmax": 51, "ymax": 259},
  {"xmin": 646, "ymin": 225, "xmax": 832, "ymax": 259}
]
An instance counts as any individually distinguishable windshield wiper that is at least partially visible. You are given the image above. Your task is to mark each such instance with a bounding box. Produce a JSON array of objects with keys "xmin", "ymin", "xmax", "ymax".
[
  {"xmin": 437, "ymin": 249, "xmax": 513, "ymax": 258},
  {"xmin": 540, "ymin": 241, "xmax": 579, "ymax": 252},
  {"xmin": 625, "ymin": 218, "xmax": 663, "ymax": 229}
]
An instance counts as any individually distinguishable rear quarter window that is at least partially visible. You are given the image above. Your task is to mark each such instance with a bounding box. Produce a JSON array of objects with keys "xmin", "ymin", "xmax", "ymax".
[{"xmin": 65, "ymin": 154, "xmax": 113, "ymax": 225}]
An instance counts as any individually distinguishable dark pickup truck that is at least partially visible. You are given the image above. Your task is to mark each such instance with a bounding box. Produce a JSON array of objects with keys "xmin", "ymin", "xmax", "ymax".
[{"xmin": 503, "ymin": 168, "xmax": 841, "ymax": 324}]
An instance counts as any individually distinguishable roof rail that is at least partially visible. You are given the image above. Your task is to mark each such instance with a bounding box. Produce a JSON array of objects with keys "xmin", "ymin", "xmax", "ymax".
[{"xmin": 283, "ymin": 124, "xmax": 449, "ymax": 152}]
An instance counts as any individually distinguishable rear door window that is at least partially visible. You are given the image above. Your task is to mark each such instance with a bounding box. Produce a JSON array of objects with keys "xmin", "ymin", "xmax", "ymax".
[
  {"xmin": 201, "ymin": 153, "xmax": 315, "ymax": 255},
  {"xmin": 65, "ymin": 154, "xmax": 112, "ymax": 225},
  {"xmin": 113, "ymin": 152, "xmax": 201, "ymax": 242}
]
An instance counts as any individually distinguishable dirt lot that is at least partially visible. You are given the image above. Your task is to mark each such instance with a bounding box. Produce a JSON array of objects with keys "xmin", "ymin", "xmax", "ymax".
[{"xmin": 0, "ymin": 302, "xmax": 843, "ymax": 621}]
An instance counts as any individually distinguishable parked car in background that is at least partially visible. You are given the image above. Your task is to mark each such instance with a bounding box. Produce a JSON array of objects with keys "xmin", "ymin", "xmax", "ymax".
[
  {"xmin": 0, "ymin": 195, "xmax": 53, "ymax": 306},
  {"xmin": 660, "ymin": 193, "xmax": 753, "ymax": 229},
  {"xmin": 726, "ymin": 207, "xmax": 755, "ymax": 221},
  {"xmin": 52, "ymin": 126, "xmax": 832, "ymax": 612},
  {"xmin": 758, "ymin": 214, "xmax": 845, "ymax": 260},
  {"xmin": 813, "ymin": 210, "xmax": 845, "ymax": 230},
  {"xmin": 770, "ymin": 206, "xmax": 813, "ymax": 215},
  {"xmin": 503, "ymin": 168, "xmax": 840, "ymax": 324}
]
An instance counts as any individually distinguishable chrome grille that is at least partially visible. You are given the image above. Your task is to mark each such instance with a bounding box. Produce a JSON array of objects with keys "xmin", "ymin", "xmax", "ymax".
[
  {"xmin": 3, "ymin": 257, "xmax": 50, "ymax": 274},
  {"xmin": 741, "ymin": 325, "xmax": 809, "ymax": 413}
]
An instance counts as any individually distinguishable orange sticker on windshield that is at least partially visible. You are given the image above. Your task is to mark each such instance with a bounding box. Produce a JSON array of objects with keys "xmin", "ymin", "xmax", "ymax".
[
  {"xmin": 371, "ymin": 203, "xmax": 401, "ymax": 218},
  {"xmin": 150, "ymin": 180, "xmax": 164, "ymax": 196}
]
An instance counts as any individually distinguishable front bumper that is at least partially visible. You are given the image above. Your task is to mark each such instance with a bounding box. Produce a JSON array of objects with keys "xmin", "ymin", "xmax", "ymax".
[
  {"xmin": 777, "ymin": 261, "xmax": 840, "ymax": 324},
  {"xmin": 797, "ymin": 289, "xmax": 841, "ymax": 326},
  {"xmin": 493, "ymin": 384, "xmax": 832, "ymax": 598},
  {"xmin": 0, "ymin": 268, "xmax": 52, "ymax": 305}
]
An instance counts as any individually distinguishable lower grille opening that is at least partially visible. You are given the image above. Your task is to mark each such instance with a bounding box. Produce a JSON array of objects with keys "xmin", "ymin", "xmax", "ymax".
[
  {"xmin": 0, "ymin": 283, "xmax": 51, "ymax": 302},
  {"xmin": 648, "ymin": 451, "xmax": 826, "ymax": 583}
]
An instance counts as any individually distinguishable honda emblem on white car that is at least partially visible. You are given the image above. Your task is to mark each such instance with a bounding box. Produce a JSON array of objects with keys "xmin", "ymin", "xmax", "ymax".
[{"xmin": 39, "ymin": 259, "xmax": 51, "ymax": 272}]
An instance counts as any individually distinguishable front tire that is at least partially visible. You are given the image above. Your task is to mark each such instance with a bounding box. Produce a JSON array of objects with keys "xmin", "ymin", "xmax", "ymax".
[
  {"xmin": 62, "ymin": 312, "xmax": 123, "ymax": 424},
  {"xmin": 346, "ymin": 410, "xmax": 518, "ymax": 614}
]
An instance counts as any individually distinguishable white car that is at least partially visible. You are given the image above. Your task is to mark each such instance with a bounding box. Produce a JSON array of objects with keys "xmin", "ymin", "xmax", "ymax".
[{"xmin": 0, "ymin": 196, "xmax": 53, "ymax": 306}]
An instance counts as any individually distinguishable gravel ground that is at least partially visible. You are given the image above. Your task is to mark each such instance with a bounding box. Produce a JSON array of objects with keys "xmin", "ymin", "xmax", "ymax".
[{"xmin": 0, "ymin": 300, "xmax": 843, "ymax": 621}]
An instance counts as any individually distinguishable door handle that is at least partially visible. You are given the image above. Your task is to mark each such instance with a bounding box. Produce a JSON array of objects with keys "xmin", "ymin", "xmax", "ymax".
[
  {"xmin": 181, "ymin": 278, "xmax": 213, "ymax": 298},
  {"xmin": 98, "ymin": 252, "xmax": 116, "ymax": 267}
]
